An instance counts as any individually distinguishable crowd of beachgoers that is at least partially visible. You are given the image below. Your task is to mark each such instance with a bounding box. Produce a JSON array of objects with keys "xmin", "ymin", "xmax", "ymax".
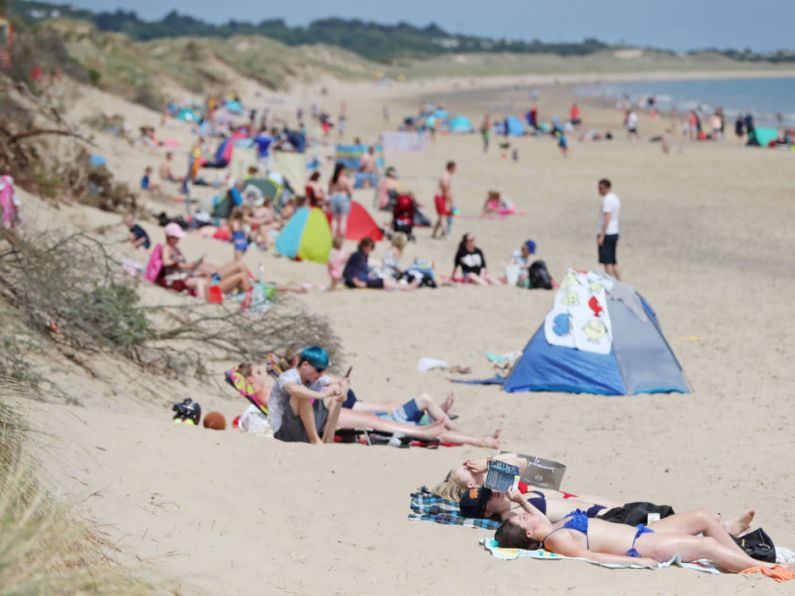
[{"xmin": 3, "ymin": 81, "xmax": 794, "ymax": 583}]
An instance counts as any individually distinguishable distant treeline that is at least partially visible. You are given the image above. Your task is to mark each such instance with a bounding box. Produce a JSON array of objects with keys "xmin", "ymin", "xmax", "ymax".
[{"xmin": 11, "ymin": 1, "xmax": 795, "ymax": 64}]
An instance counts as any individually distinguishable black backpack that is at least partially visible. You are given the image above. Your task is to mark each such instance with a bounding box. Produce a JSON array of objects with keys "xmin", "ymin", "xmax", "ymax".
[{"xmin": 527, "ymin": 260, "xmax": 553, "ymax": 290}]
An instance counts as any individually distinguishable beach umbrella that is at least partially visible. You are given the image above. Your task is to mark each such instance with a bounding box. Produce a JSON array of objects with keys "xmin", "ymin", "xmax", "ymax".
[
  {"xmin": 339, "ymin": 201, "xmax": 384, "ymax": 242},
  {"xmin": 276, "ymin": 207, "xmax": 333, "ymax": 263}
]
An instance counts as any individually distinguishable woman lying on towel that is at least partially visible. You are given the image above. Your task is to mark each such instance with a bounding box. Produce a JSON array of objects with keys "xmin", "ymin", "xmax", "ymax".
[
  {"xmin": 436, "ymin": 456, "xmax": 756, "ymax": 540},
  {"xmin": 161, "ymin": 223, "xmax": 251, "ymax": 300},
  {"xmin": 458, "ymin": 480, "xmax": 756, "ymax": 542},
  {"xmin": 434, "ymin": 453, "xmax": 610, "ymax": 504},
  {"xmin": 495, "ymin": 488, "xmax": 786, "ymax": 573}
]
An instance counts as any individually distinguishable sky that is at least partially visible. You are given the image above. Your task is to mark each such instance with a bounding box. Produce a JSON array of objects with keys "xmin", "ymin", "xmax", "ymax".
[{"xmin": 46, "ymin": 0, "xmax": 795, "ymax": 53}]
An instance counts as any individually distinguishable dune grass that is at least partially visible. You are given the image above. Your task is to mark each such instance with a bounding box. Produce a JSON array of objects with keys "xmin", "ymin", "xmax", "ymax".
[{"xmin": 0, "ymin": 381, "xmax": 154, "ymax": 595}]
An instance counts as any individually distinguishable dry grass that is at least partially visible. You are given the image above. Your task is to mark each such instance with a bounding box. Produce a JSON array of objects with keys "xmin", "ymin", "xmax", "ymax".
[
  {"xmin": 0, "ymin": 230, "xmax": 342, "ymax": 379},
  {"xmin": 0, "ymin": 383, "xmax": 154, "ymax": 594}
]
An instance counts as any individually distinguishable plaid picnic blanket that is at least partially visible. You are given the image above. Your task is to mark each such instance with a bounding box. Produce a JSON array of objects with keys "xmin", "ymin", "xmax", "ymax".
[{"xmin": 408, "ymin": 486, "xmax": 499, "ymax": 530}]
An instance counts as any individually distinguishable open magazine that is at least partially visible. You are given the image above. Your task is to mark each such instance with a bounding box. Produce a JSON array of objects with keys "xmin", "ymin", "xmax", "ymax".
[{"xmin": 499, "ymin": 453, "xmax": 567, "ymax": 490}]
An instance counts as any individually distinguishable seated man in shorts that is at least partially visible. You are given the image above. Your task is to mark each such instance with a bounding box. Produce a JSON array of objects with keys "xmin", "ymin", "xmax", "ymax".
[{"xmin": 266, "ymin": 346, "xmax": 346, "ymax": 444}]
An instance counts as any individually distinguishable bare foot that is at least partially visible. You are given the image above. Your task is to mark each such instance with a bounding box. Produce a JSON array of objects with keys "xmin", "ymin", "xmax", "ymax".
[
  {"xmin": 441, "ymin": 392, "xmax": 456, "ymax": 413},
  {"xmin": 481, "ymin": 429, "xmax": 502, "ymax": 449},
  {"xmin": 723, "ymin": 510, "xmax": 755, "ymax": 537}
]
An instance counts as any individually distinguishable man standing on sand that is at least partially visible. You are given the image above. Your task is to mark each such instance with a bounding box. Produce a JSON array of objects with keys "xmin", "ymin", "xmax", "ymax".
[
  {"xmin": 596, "ymin": 178, "xmax": 621, "ymax": 280},
  {"xmin": 433, "ymin": 161, "xmax": 456, "ymax": 239},
  {"xmin": 625, "ymin": 109, "xmax": 639, "ymax": 140}
]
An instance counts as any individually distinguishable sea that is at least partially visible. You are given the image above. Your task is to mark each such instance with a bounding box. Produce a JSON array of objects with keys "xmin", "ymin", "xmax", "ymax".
[{"xmin": 576, "ymin": 76, "xmax": 795, "ymax": 127}]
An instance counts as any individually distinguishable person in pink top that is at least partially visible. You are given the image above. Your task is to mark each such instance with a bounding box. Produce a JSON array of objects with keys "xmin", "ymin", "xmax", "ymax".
[{"xmin": 326, "ymin": 236, "xmax": 347, "ymax": 290}]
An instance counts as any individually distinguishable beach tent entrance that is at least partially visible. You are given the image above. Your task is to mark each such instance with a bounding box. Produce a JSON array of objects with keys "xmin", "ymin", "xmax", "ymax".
[{"xmin": 504, "ymin": 269, "xmax": 690, "ymax": 395}]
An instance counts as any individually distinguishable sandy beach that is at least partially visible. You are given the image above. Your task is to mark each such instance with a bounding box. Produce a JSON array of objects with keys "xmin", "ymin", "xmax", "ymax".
[{"xmin": 11, "ymin": 67, "xmax": 795, "ymax": 594}]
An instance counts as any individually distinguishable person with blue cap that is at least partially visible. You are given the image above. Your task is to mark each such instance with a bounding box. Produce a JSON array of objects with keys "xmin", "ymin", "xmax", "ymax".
[
  {"xmin": 507, "ymin": 239, "xmax": 536, "ymax": 287},
  {"xmin": 267, "ymin": 346, "xmax": 347, "ymax": 444}
]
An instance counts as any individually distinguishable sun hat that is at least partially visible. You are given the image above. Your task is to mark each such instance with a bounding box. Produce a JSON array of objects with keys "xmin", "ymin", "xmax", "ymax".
[{"xmin": 165, "ymin": 222, "xmax": 186, "ymax": 238}]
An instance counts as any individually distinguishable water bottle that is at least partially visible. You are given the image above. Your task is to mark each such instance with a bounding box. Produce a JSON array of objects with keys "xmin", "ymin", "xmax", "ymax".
[{"xmin": 208, "ymin": 272, "xmax": 223, "ymax": 304}]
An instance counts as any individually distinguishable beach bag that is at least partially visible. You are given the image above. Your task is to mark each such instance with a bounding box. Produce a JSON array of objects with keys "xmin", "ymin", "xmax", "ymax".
[
  {"xmin": 144, "ymin": 244, "xmax": 164, "ymax": 282},
  {"xmin": 527, "ymin": 260, "xmax": 553, "ymax": 290},
  {"xmin": 734, "ymin": 528, "xmax": 776, "ymax": 563},
  {"xmin": 600, "ymin": 502, "xmax": 675, "ymax": 526}
]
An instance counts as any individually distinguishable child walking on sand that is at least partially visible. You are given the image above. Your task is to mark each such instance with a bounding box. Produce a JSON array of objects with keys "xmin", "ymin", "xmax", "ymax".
[{"xmin": 327, "ymin": 236, "xmax": 347, "ymax": 290}]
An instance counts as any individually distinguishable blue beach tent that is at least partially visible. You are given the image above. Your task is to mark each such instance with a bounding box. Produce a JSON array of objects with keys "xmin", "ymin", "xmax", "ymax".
[
  {"xmin": 448, "ymin": 115, "xmax": 474, "ymax": 133},
  {"xmin": 499, "ymin": 115, "xmax": 525, "ymax": 136},
  {"xmin": 504, "ymin": 275, "xmax": 690, "ymax": 395}
]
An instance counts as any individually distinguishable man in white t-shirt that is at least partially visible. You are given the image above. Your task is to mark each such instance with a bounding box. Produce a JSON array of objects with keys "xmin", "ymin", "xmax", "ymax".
[
  {"xmin": 596, "ymin": 178, "xmax": 621, "ymax": 280},
  {"xmin": 625, "ymin": 110, "xmax": 639, "ymax": 140}
]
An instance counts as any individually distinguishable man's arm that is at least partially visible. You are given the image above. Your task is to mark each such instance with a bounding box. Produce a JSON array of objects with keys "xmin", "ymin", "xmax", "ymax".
[{"xmin": 284, "ymin": 381, "xmax": 330, "ymax": 402}]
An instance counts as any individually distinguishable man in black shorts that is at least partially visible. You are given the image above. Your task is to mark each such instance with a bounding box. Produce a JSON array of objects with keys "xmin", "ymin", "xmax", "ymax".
[{"xmin": 596, "ymin": 178, "xmax": 621, "ymax": 280}]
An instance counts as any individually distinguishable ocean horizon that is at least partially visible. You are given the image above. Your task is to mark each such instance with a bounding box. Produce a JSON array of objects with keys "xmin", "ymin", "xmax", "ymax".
[{"xmin": 576, "ymin": 76, "xmax": 795, "ymax": 127}]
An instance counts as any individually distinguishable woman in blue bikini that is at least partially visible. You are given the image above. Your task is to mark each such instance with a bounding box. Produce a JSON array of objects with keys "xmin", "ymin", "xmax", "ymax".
[{"xmin": 495, "ymin": 488, "xmax": 785, "ymax": 573}]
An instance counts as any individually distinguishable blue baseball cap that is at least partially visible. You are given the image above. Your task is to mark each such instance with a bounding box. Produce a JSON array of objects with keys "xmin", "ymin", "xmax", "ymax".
[
  {"xmin": 524, "ymin": 240, "xmax": 536, "ymax": 255},
  {"xmin": 459, "ymin": 486, "xmax": 493, "ymax": 518}
]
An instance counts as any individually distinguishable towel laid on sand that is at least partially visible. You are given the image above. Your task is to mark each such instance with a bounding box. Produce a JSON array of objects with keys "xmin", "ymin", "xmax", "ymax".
[
  {"xmin": 481, "ymin": 538, "xmax": 720, "ymax": 575},
  {"xmin": 450, "ymin": 375, "xmax": 506, "ymax": 386},
  {"xmin": 740, "ymin": 565, "xmax": 795, "ymax": 582},
  {"xmin": 408, "ymin": 487, "xmax": 499, "ymax": 530}
]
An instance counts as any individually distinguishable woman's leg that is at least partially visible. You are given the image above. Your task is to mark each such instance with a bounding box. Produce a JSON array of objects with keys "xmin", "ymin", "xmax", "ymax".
[
  {"xmin": 413, "ymin": 393, "xmax": 459, "ymax": 431},
  {"xmin": 185, "ymin": 277, "xmax": 207, "ymax": 299},
  {"xmin": 436, "ymin": 428, "xmax": 500, "ymax": 448},
  {"xmin": 218, "ymin": 272, "xmax": 251, "ymax": 294},
  {"xmin": 467, "ymin": 272, "xmax": 488, "ymax": 286},
  {"xmin": 637, "ymin": 533, "xmax": 767, "ymax": 573},
  {"xmin": 648, "ymin": 508, "xmax": 740, "ymax": 551},
  {"xmin": 337, "ymin": 409, "xmax": 444, "ymax": 440},
  {"xmin": 216, "ymin": 261, "xmax": 248, "ymax": 278}
]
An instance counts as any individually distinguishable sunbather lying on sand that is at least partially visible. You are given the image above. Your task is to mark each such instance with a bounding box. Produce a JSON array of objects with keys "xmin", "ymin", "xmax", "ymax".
[
  {"xmin": 459, "ymin": 481, "xmax": 756, "ymax": 540},
  {"xmin": 496, "ymin": 488, "xmax": 789, "ymax": 573},
  {"xmin": 338, "ymin": 391, "xmax": 501, "ymax": 448},
  {"xmin": 441, "ymin": 454, "xmax": 640, "ymax": 501},
  {"xmin": 233, "ymin": 358, "xmax": 498, "ymax": 447}
]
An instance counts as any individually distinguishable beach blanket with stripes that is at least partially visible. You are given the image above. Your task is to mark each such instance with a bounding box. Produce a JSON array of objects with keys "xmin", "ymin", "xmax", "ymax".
[
  {"xmin": 408, "ymin": 487, "xmax": 499, "ymax": 530},
  {"xmin": 481, "ymin": 538, "xmax": 720, "ymax": 574}
]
